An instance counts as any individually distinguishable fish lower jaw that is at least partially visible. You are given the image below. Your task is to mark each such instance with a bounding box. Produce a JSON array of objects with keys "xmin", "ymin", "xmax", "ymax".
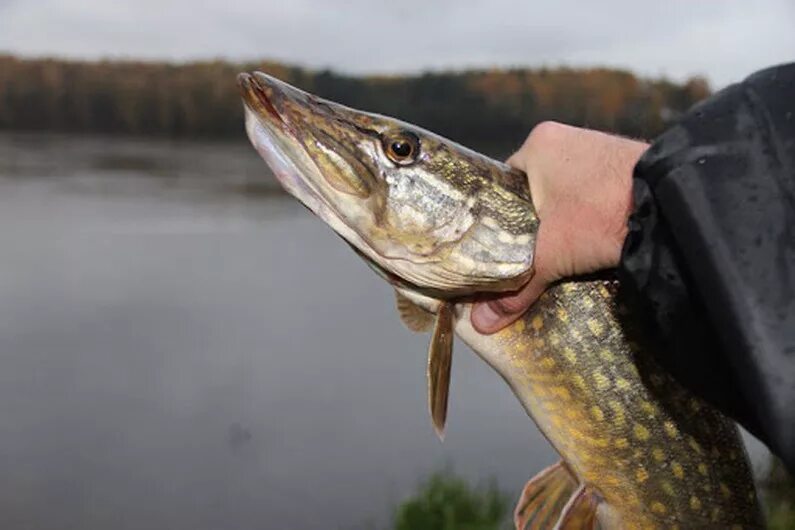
[{"xmin": 244, "ymin": 106, "xmax": 321, "ymax": 208}]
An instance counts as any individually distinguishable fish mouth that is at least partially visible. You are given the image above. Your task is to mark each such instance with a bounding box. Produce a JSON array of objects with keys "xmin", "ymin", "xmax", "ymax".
[
  {"xmin": 237, "ymin": 72, "xmax": 321, "ymax": 207},
  {"xmin": 237, "ymin": 72, "xmax": 393, "ymax": 276},
  {"xmin": 237, "ymin": 72, "xmax": 285, "ymax": 128},
  {"xmin": 238, "ymin": 71, "xmax": 379, "ymax": 208}
]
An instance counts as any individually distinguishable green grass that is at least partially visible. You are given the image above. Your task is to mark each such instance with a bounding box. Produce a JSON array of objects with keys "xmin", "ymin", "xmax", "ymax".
[
  {"xmin": 392, "ymin": 471, "xmax": 510, "ymax": 530},
  {"xmin": 388, "ymin": 459, "xmax": 795, "ymax": 530}
]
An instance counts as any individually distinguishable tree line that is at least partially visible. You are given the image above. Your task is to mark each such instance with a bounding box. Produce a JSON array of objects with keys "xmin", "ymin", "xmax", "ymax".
[{"xmin": 0, "ymin": 55, "xmax": 710, "ymax": 150}]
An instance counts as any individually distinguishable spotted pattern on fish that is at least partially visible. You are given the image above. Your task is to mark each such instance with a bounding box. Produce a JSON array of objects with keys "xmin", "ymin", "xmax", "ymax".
[{"xmin": 481, "ymin": 281, "xmax": 763, "ymax": 528}]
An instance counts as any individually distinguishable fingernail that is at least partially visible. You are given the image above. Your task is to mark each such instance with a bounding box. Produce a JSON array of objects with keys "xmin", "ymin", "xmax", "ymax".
[{"xmin": 471, "ymin": 303, "xmax": 502, "ymax": 332}]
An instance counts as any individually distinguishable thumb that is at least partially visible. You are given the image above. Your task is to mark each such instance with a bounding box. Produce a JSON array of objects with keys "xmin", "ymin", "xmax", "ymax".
[
  {"xmin": 470, "ymin": 216, "xmax": 557, "ymax": 334},
  {"xmin": 470, "ymin": 272, "xmax": 549, "ymax": 334}
]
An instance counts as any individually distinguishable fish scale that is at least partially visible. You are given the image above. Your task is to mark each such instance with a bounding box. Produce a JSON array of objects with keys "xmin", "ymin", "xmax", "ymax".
[{"xmin": 468, "ymin": 280, "xmax": 762, "ymax": 528}]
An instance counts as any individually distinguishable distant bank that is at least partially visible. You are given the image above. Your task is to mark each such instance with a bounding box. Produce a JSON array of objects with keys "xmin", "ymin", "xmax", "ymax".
[{"xmin": 0, "ymin": 55, "xmax": 709, "ymax": 148}]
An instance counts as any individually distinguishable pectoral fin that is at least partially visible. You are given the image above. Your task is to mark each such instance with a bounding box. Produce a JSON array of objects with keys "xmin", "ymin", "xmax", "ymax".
[
  {"xmin": 427, "ymin": 301, "xmax": 453, "ymax": 440},
  {"xmin": 395, "ymin": 290, "xmax": 435, "ymax": 332},
  {"xmin": 553, "ymin": 485, "xmax": 601, "ymax": 530},
  {"xmin": 514, "ymin": 461, "xmax": 578, "ymax": 530}
]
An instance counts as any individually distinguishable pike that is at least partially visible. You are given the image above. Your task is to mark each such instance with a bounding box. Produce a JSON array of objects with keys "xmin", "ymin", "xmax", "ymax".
[{"xmin": 238, "ymin": 71, "xmax": 765, "ymax": 529}]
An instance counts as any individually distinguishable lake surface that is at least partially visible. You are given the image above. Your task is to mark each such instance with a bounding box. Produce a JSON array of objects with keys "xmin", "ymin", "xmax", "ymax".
[{"xmin": 0, "ymin": 133, "xmax": 768, "ymax": 529}]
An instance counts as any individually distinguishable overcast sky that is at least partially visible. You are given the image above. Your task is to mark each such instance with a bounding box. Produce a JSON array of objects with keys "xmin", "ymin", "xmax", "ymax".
[{"xmin": 0, "ymin": 0, "xmax": 792, "ymax": 88}]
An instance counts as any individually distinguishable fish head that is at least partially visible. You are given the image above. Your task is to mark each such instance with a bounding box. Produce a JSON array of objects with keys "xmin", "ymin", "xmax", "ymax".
[{"xmin": 239, "ymin": 71, "xmax": 538, "ymax": 296}]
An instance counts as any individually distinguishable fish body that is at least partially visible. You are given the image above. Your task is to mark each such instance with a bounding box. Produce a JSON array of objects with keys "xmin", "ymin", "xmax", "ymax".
[
  {"xmin": 451, "ymin": 284, "xmax": 761, "ymax": 529},
  {"xmin": 238, "ymin": 71, "xmax": 765, "ymax": 529}
]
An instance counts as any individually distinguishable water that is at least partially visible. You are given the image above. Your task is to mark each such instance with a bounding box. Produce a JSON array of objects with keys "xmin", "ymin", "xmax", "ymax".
[
  {"xmin": 0, "ymin": 133, "xmax": 557, "ymax": 529},
  {"xmin": 0, "ymin": 132, "xmax": 773, "ymax": 529}
]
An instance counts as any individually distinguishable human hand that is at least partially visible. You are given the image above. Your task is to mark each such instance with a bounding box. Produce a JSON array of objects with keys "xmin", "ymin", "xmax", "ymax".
[{"xmin": 471, "ymin": 121, "xmax": 649, "ymax": 333}]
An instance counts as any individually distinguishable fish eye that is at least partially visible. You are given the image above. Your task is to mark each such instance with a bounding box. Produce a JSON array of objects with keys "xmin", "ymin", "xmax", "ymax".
[{"xmin": 383, "ymin": 131, "xmax": 420, "ymax": 165}]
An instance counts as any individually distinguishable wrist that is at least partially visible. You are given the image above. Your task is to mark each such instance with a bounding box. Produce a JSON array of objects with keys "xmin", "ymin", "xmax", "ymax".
[{"xmin": 608, "ymin": 138, "xmax": 648, "ymax": 265}]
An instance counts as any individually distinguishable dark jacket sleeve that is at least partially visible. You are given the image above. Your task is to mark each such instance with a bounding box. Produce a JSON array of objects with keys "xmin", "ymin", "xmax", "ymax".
[{"xmin": 619, "ymin": 63, "xmax": 795, "ymax": 471}]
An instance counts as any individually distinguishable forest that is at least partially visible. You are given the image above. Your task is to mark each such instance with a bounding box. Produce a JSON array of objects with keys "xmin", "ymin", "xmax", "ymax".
[{"xmin": 0, "ymin": 55, "xmax": 711, "ymax": 149}]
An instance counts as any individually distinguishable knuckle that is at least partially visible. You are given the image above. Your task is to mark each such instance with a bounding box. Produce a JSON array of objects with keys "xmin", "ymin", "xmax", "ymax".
[
  {"xmin": 527, "ymin": 120, "xmax": 566, "ymax": 147},
  {"xmin": 510, "ymin": 122, "xmax": 562, "ymax": 167}
]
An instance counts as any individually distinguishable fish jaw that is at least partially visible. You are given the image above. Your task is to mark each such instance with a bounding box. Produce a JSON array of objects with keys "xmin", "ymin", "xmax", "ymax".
[{"xmin": 243, "ymin": 105, "xmax": 321, "ymax": 212}]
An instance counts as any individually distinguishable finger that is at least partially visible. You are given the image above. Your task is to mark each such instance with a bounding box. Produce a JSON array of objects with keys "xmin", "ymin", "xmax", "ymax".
[
  {"xmin": 506, "ymin": 146, "xmax": 546, "ymax": 215},
  {"xmin": 470, "ymin": 273, "xmax": 549, "ymax": 334},
  {"xmin": 494, "ymin": 278, "xmax": 547, "ymax": 314},
  {"xmin": 471, "ymin": 215, "xmax": 559, "ymax": 334},
  {"xmin": 506, "ymin": 147, "xmax": 532, "ymax": 171},
  {"xmin": 470, "ymin": 302, "xmax": 512, "ymax": 334},
  {"xmin": 505, "ymin": 151, "xmax": 522, "ymax": 168}
]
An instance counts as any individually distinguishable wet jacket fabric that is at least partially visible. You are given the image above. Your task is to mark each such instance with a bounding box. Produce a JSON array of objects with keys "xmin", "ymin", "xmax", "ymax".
[{"xmin": 619, "ymin": 63, "xmax": 795, "ymax": 471}]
